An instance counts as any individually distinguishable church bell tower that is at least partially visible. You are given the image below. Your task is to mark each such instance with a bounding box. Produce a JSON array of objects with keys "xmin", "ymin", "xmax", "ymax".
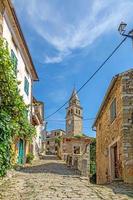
[{"xmin": 66, "ymin": 89, "xmax": 83, "ymax": 136}]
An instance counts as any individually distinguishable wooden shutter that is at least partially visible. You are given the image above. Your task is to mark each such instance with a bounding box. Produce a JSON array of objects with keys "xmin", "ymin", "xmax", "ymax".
[{"xmin": 24, "ymin": 77, "xmax": 29, "ymax": 96}]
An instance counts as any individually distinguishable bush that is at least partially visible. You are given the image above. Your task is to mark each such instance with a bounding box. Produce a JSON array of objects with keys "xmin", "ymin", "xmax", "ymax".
[
  {"xmin": 90, "ymin": 173, "xmax": 96, "ymax": 184},
  {"xmin": 26, "ymin": 153, "xmax": 34, "ymax": 164}
]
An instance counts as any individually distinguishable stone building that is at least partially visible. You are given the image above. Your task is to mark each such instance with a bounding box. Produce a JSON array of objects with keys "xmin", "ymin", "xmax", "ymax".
[
  {"xmin": 62, "ymin": 89, "xmax": 91, "ymax": 177},
  {"xmin": 66, "ymin": 89, "xmax": 83, "ymax": 136},
  {"xmin": 46, "ymin": 129, "xmax": 66, "ymax": 155},
  {"xmin": 93, "ymin": 69, "xmax": 133, "ymax": 184},
  {"xmin": 31, "ymin": 97, "xmax": 44, "ymax": 159},
  {"xmin": 0, "ymin": 0, "xmax": 39, "ymax": 164}
]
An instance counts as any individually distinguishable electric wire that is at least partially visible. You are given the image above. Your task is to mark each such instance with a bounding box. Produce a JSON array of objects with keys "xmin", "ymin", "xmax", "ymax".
[{"xmin": 45, "ymin": 36, "xmax": 127, "ymax": 120}]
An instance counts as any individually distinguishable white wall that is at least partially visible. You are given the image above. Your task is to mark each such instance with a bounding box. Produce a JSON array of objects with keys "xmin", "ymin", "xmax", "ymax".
[
  {"xmin": 2, "ymin": 13, "xmax": 32, "ymax": 114},
  {"xmin": 35, "ymin": 124, "xmax": 44, "ymax": 148},
  {"xmin": 32, "ymin": 124, "xmax": 44, "ymax": 158}
]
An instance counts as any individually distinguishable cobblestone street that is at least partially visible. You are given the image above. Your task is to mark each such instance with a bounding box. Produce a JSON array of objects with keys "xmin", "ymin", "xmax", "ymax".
[{"xmin": 0, "ymin": 156, "xmax": 132, "ymax": 200}]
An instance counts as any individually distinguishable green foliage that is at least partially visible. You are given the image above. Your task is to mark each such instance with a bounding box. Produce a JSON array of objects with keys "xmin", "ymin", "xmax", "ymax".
[
  {"xmin": 90, "ymin": 138, "xmax": 96, "ymax": 175},
  {"xmin": 0, "ymin": 38, "xmax": 36, "ymax": 176},
  {"xmin": 0, "ymin": 111, "xmax": 12, "ymax": 176},
  {"xmin": 26, "ymin": 153, "xmax": 34, "ymax": 164},
  {"xmin": 55, "ymin": 137, "xmax": 61, "ymax": 146},
  {"xmin": 73, "ymin": 134, "xmax": 84, "ymax": 139},
  {"xmin": 55, "ymin": 137, "xmax": 61, "ymax": 143}
]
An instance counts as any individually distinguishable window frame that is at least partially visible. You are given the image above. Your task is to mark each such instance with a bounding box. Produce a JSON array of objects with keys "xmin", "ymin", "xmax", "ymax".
[
  {"xmin": 110, "ymin": 98, "xmax": 117, "ymax": 123},
  {"xmin": 73, "ymin": 145, "xmax": 80, "ymax": 155},
  {"xmin": 24, "ymin": 76, "xmax": 29, "ymax": 96}
]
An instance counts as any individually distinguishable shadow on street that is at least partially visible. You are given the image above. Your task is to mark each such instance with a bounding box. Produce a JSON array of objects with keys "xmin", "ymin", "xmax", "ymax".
[
  {"xmin": 105, "ymin": 183, "xmax": 133, "ymax": 198},
  {"xmin": 18, "ymin": 155, "xmax": 77, "ymax": 176}
]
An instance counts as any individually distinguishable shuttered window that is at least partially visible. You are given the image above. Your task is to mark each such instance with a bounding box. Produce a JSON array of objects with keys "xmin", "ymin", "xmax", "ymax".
[
  {"xmin": 110, "ymin": 98, "xmax": 116, "ymax": 123},
  {"xmin": 24, "ymin": 77, "xmax": 29, "ymax": 96},
  {"xmin": 11, "ymin": 49, "xmax": 18, "ymax": 75}
]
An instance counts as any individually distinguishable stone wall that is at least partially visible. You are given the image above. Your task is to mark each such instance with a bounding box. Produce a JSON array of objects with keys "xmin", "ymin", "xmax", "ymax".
[
  {"xmin": 73, "ymin": 114, "xmax": 83, "ymax": 135},
  {"xmin": 66, "ymin": 145, "xmax": 90, "ymax": 177},
  {"xmin": 62, "ymin": 137, "xmax": 90, "ymax": 178},
  {"xmin": 121, "ymin": 70, "xmax": 133, "ymax": 183},
  {"xmin": 95, "ymin": 70, "xmax": 133, "ymax": 184},
  {"xmin": 95, "ymin": 77, "xmax": 123, "ymax": 184}
]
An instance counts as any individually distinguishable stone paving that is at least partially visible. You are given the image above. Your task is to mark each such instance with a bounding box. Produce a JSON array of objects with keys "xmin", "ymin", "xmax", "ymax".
[{"xmin": 0, "ymin": 155, "xmax": 133, "ymax": 200}]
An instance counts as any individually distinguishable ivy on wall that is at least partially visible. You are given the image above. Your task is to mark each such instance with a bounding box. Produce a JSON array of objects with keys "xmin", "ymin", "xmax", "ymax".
[{"xmin": 0, "ymin": 38, "xmax": 36, "ymax": 176}]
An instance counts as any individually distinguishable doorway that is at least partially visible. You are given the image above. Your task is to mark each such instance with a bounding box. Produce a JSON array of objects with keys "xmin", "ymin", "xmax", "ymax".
[
  {"xmin": 18, "ymin": 139, "xmax": 24, "ymax": 165},
  {"xmin": 110, "ymin": 143, "xmax": 120, "ymax": 180}
]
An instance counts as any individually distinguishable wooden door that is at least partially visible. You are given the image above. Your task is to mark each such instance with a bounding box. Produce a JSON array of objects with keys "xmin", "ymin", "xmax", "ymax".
[{"xmin": 18, "ymin": 139, "xmax": 24, "ymax": 164}]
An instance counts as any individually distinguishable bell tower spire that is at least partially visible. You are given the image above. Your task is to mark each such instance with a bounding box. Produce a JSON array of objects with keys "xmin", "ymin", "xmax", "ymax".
[{"xmin": 66, "ymin": 88, "xmax": 83, "ymax": 136}]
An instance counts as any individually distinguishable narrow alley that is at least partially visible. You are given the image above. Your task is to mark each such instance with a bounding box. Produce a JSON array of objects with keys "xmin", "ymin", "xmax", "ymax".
[{"xmin": 0, "ymin": 156, "xmax": 132, "ymax": 200}]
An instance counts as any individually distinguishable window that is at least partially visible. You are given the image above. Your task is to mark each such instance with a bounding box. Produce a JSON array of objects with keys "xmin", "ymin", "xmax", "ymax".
[
  {"xmin": 73, "ymin": 146, "xmax": 80, "ymax": 154},
  {"xmin": 24, "ymin": 77, "xmax": 29, "ymax": 96},
  {"xmin": 110, "ymin": 98, "xmax": 116, "ymax": 122},
  {"xmin": 11, "ymin": 49, "xmax": 18, "ymax": 75}
]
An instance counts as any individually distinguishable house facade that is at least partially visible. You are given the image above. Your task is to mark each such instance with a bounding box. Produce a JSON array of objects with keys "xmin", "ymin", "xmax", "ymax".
[
  {"xmin": 93, "ymin": 69, "xmax": 133, "ymax": 184},
  {"xmin": 46, "ymin": 129, "xmax": 66, "ymax": 155},
  {"xmin": 0, "ymin": 0, "xmax": 39, "ymax": 164},
  {"xmin": 31, "ymin": 97, "xmax": 44, "ymax": 159}
]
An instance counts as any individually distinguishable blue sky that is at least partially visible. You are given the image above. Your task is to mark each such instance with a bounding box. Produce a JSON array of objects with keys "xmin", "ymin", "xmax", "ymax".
[{"xmin": 13, "ymin": 0, "xmax": 133, "ymax": 137}]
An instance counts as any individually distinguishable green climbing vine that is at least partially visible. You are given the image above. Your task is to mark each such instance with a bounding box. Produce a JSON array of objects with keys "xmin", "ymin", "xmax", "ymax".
[{"xmin": 0, "ymin": 38, "xmax": 36, "ymax": 176}]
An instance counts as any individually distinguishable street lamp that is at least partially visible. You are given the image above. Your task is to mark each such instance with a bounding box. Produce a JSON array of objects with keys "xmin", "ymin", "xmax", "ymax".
[
  {"xmin": 118, "ymin": 22, "xmax": 133, "ymax": 38},
  {"xmin": 118, "ymin": 22, "xmax": 127, "ymax": 34}
]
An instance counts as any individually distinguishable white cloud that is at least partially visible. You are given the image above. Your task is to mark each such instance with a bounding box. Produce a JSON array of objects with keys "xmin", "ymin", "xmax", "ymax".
[
  {"xmin": 44, "ymin": 50, "xmax": 70, "ymax": 63},
  {"xmin": 45, "ymin": 55, "xmax": 63, "ymax": 64},
  {"xmin": 14, "ymin": 0, "xmax": 133, "ymax": 63}
]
